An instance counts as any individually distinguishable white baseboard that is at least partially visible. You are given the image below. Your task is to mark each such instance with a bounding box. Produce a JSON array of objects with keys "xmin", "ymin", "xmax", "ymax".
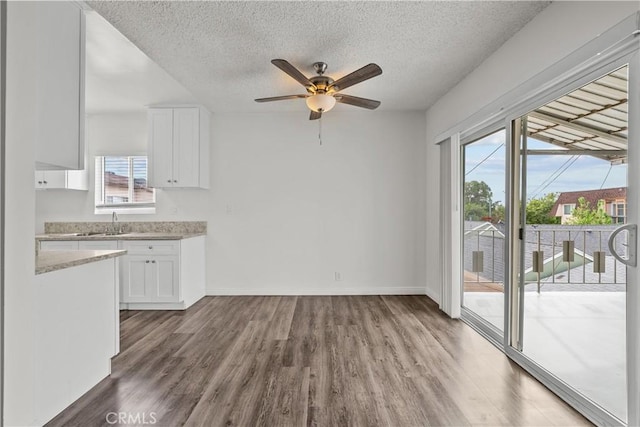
[
  {"xmin": 120, "ymin": 301, "xmax": 186, "ymax": 310},
  {"xmin": 425, "ymin": 284, "xmax": 441, "ymax": 305},
  {"xmin": 205, "ymin": 284, "xmax": 425, "ymax": 296}
]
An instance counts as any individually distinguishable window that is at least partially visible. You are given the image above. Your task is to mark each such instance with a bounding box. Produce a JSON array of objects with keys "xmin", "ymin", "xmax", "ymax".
[
  {"xmin": 563, "ymin": 204, "xmax": 575, "ymax": 215},
  {"xmin": 611, "ymin": 201, "xmax": 626, "ymax": 224},
  {"xmin": 95, "ymin": 156, "xmax": 155, "ymax": 213}
]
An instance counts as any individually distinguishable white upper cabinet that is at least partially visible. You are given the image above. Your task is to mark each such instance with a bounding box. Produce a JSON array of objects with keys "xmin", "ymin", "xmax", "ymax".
[
  {"xmin": 34, "ymin": 171, "xmax": 66, "ymax": 190},
  {"xmin": 34, "ymin": 116, "xmax": 89, "ymax": 190},
  {"xmin": 35, "ymin": 2, "xmax": 85, "ymax": 171},
  {"xmin": 148, "ymin": 106, "xmax": 210, "ymax": 189},
  {"xmin": 34, "ymin": 168, "xmax": 88, "ymax": 191}
]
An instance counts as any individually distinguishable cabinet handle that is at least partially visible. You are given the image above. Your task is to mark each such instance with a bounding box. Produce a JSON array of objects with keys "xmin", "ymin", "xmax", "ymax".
[
  {"xmin": 173, "ymin": 180, "xmax": 178, "ymax": 183},
  {"xmin": 145, "ymin": 260, "xmax": 149, "ymax": 263},
  {"xmin": 38, "ymin": 181, "xmax": 43, "ymax": 184},
  {"xmin": 167, "ymin": 179, "xmax": 171, "ymax": 183},
  {"xmin": 43, "ymin": 181, "xmax": 48, "ymax": 184},
  {"xmin": 148, "ymin": 246, "xmax": 153, "ymax": 249},
  {"xmin": 152, "ymin": 260, "xmax": 156, "ymax": 263}
]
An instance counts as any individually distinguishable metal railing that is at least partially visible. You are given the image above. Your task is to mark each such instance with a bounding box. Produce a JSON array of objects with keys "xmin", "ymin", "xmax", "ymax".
[{"xmin": 463, "ymin": 224, "xmax": 626, "ymax": 292}]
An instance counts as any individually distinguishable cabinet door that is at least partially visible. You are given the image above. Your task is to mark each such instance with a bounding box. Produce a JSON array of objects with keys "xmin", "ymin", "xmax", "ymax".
[
  {"xmin": 34, "ymin": 171, "xmax": 72, "ymax": 190},
  {"xmin": 35, "ymin": 2, "xmax": 84, "ymax": 170},
  {"xmin": 148, "ymin": 256, "xmax": 180, "ymax": 302},
  {"xmin": 35, "ymin": 171, "xmax": 46, "ymax": 189},
  {"xmin": 172, "ymin": 108, "xmax": 200, "ymax": 187},
  {"xmin": 120, "ymin": 256, "xmax": 151, "ymax": 303},
  {"xmin": 42, "ymin": 171, "xmax": 67, "ymax": 189},
  {"xmin": 78, "ymin": 240, "xmax": 118, "ymax": 250},
  {"xmin": 148, "ymin": 108, "xmax": 174, "ymax": 188}
]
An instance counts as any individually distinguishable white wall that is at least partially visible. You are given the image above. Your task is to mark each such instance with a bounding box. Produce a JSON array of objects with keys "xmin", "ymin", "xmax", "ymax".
[
  {"xmin": 36, "ymin": 111, "xmax": 427, "ymax": 295},
  {"xmin": 5, "ymin": 2, "xmax": 38, "ymax": 425},
  {"xmin": 424, "ymin": 1, "xmax": 640, "ymax": 303}
]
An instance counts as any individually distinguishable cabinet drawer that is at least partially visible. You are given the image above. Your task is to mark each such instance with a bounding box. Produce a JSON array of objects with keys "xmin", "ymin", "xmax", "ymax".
[
  {"xmin": 120, "ymin": 240, "xmax": 179, "ymax": 256},
  {"xmin": 40, "ymin": 240, "xmax": 79, "ymax": 251},
  {"xmin": 78, "ymin": 240, "xmax": 119, "ymax": 250}
]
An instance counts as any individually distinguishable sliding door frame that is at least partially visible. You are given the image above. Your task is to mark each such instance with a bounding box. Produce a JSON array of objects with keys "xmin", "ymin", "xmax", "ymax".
[
  {"xmin": 438, "ymin": 12, "xmax": 640, "ymax": 426},
  {"xmin": 503, "ymin": 52, "xmax": 637, "ymax": 426},
  {"xmin": 459, "ymin": 124, "xmax": 507, "ymax": 347}
]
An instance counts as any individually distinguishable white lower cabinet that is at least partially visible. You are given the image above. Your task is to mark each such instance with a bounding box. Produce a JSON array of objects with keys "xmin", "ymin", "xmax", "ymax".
[
  {"xmin": 37, "ymin": 236, "xmax": 206, "ymax": 310},
  {"xmin": 119, "ymin": 237, "xmax": 205, "ymax": 310},
  {"xmin": 120, "ymin": 254, "xmax": 179, "ymax": 303},
  {"xmin": 34, "ymin": 258, "xmax": 119, "ymax": 425}
]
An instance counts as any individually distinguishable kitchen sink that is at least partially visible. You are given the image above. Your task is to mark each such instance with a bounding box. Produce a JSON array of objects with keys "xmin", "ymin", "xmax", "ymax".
[{"xmin": 73, "ymin": 231, "xmax": 128, "ymax": 237}]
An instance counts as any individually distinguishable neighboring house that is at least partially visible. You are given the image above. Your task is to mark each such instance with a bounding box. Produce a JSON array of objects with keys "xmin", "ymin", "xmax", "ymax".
[
  {"xmin": 551, "ymin": 187, "xmax": 627, "ymax": 224},
  {"xmin": 103, "ymin": 171, "xmax": 153, "ymax": 205}
]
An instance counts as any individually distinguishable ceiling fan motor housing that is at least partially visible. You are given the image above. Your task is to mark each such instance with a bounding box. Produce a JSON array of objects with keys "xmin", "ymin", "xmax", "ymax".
[{"xmin": 308, "ymin": 75, "xmax": 335, "ymax": 94}]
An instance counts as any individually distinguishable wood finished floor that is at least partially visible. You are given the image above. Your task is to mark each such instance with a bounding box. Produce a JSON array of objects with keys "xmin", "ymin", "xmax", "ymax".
[{"xmin": 47, "ymin": 296, "xmax": 591, "ymax": 426}]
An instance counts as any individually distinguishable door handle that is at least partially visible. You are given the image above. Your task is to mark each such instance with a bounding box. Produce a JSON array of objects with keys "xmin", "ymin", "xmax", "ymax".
[{"xmin": 608, "ymin": 224, "xmax": 637, "ymax": 267}]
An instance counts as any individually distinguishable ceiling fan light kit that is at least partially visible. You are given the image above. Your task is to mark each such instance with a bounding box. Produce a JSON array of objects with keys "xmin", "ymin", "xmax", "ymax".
[
  {"xmin": 306, "ymin": 94, "xmax": 336, "ymax": 113},
  {"xmin": 255, "ymin": 59, "xmax": 382, "ymax": 120}
]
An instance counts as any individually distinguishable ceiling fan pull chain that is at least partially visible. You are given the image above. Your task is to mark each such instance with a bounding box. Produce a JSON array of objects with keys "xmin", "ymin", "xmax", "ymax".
[{"xmin": 319, "ymin": 116, "xmax": 322, "ymax": 146}]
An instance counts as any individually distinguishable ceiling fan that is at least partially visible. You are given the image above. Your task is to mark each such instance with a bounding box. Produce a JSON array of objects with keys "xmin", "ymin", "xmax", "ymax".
[{"xmin": 255, "ymin": 59, "xmax": 383, "ymax": 120}]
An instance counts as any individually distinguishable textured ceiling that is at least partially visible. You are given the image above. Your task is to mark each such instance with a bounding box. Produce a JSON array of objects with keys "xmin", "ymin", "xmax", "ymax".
[
  {"xmin": 85, "ymin": 11, "xmax": 198, "ymax": 114},
  {"xmin": 87, "ymin": 1, "xmax": 550, "ymax": 114}
]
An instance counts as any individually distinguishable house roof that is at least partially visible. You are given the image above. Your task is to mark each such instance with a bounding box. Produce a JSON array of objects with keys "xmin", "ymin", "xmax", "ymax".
[
  {"xmin": 527, "ymin": 66, "xmax": 628, "ymax": 164},
  {"xmin": 551, "ymin": 187, "xmax": 626, "ymax": 215},
  {"xmin": 104, "ymin": 171, "xmax": 128, "ymax": 188}
]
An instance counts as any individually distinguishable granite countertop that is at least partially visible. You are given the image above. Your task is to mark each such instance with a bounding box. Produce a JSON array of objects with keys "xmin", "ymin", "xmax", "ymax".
[
  {"xmin": 36, "ymin": 249, "xmax": 127, "ymax": 275},
  {"xmin": 36, "ymin": 231, "xmax": 207, "ymax": 241}
]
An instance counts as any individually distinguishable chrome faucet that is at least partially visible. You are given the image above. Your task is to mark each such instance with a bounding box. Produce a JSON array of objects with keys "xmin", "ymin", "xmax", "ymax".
[{"xmin": 111, "ymin": 211, "xmax": 119, "ymax": 234}]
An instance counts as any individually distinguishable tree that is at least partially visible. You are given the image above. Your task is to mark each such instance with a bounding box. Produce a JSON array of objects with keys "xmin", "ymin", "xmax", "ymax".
[
  {"xmin": 491, "ymin": 202, "xmax": 506, "ymax": 223},
  {"xmin": 464, "ymin": 181, "xmax": 492, "ymax": 207},
  {"xmin": 526, "ymin": 193, "xmax": 560, "ymax": 224},
  {"xmin": 464, "ymin": 181, "xmax": 493, "ymax": 220},
  {"xmin": 465, "ymin": 202, "xmax": 487, "ymax": 221},
  {"xmin": 567, "ymin": 197, "xmax": 612, "ymax": 225}
]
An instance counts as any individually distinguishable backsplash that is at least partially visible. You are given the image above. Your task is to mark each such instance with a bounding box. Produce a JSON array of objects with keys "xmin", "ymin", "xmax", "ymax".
[{"xmin": 44, "ymin": 221, "xmax": 207, "ymax": 234}]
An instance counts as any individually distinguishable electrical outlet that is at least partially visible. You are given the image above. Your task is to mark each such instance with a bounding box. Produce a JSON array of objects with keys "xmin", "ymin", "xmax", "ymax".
[{"xmin": 334, "ymin": 272, "xmax": 341, "ymax": 281}]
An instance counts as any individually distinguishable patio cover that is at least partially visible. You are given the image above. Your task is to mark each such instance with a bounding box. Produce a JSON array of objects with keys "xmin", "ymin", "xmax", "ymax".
[{"xmin": 527, "ymin": 65, "xmax": 628, "ymax": 164}]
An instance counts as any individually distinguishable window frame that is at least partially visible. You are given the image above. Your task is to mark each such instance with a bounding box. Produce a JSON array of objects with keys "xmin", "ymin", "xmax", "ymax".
[
  {"xmin": 94, "ymin": 155, "xmax": 156, "ymax": 215},
  {"xmin": 563, "ymin": 204, "xmax": 575, "ymax": 215}
]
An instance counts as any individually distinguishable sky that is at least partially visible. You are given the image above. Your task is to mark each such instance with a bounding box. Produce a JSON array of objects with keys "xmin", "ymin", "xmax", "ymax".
[{"xmin": 464, "ymin": 129, "xmax": 627, "ymax": 205}]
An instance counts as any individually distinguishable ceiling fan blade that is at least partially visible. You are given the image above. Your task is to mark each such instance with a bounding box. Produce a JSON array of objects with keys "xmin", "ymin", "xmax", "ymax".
[
  {"xmin": 335, "ymin": 94, "xmax": 381, "ymax": 110},
  {"xmin": 309, "ymin": 111, "xmax": 322, "ymax": 120},
  {"xmin": 271, "ymin": 59, "xmax": 316, "ymax": 90},
  {"xmin": 255, "ymin": 94, "xmax": 308, "ymax": 103},
  {"xmin": 329, "ymin": 63, "xmax": 382, "ymax": 92}
]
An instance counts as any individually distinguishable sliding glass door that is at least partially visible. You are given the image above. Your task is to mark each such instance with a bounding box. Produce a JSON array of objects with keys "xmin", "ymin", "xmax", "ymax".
[
  {"xmin": 511, "ymin": 63, "xmax": 634, "ymax": 424},
  {"xmin": 461, "ymin": 129, "xmax": 506, "ymax": 338},
  {"xmin": 457, "ymin": 53, "xmax": 640, "ymax": 425}
]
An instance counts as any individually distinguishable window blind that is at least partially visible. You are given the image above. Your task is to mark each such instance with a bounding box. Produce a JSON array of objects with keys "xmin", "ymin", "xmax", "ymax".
[{"xmin": 95, "ymin": 156, "xmax": 155, "ymax": 209}]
